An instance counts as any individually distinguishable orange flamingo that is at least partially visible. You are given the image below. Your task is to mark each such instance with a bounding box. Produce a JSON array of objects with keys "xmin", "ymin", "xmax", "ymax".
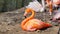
[{"xmin": 20, "ymin": 8, "xmax": 51, "ymax": 31}]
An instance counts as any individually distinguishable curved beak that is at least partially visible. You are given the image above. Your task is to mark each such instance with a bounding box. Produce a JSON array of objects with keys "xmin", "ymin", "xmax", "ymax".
[
  {"xmin": 50, "ymin": 18, "xmax": 56, "ymax": 21},
  {"xmin": 24, "ymin": 12, "xmax": 27, "ymax": 18}
]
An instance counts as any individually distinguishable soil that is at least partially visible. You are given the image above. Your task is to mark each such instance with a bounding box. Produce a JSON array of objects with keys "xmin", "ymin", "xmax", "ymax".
[{"xmin": 0, "ymin": 7, "xmax": 60, "ymax": 34}]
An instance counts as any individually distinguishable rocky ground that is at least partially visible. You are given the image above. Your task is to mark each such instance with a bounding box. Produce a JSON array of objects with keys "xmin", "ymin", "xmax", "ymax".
[{"xmin": 0, "ymin": 7, "xmax": 60, "ymax": 34}]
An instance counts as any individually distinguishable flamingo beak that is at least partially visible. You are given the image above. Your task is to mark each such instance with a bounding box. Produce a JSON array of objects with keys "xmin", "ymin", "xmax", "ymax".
[
  {"xmin": 24, "ymin": 12, "xmax": 27, "ymax": 18},
  {"xmin": 50, "ymin": 18, "xmax": 56, "ymax": 21}
]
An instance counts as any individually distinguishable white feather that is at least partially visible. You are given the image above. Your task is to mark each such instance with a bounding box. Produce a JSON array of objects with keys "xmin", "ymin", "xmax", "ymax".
[{"xmin": 26, "ymin": 0, "xmax": 44, "ymax": 12}]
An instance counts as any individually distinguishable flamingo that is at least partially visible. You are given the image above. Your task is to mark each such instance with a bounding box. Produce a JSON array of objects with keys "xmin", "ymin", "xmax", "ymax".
[
  {"xmin": 20, "ymin": 8, "xmax": 51, "ymax": 32},
  {"xmin": 51, "ymin": 9, "xmax": 60, "ymax": 22}
]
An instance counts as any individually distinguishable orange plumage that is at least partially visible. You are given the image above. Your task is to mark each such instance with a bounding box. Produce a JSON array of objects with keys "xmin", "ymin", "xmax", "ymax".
[{"xmin": 20, "ymin": 8, "xmax": 51, "ymax": 31}]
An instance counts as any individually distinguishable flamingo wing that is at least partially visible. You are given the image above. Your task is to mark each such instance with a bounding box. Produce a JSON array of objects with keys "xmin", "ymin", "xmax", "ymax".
[{"xmin": 24, "ymin": 19, "xmax": 41, "ymax": 31}]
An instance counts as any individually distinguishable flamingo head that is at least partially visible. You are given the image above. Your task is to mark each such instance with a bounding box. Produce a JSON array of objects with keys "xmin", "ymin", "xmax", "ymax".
[{"xmin": 24, "ymin": 8, "xmax": 32, "ymax": 17}]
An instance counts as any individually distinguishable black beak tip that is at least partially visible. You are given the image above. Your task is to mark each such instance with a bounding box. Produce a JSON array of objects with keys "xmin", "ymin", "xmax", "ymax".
[{"xmin": 24, "ymin": 16, "xmax": 27, "ymax": 18}]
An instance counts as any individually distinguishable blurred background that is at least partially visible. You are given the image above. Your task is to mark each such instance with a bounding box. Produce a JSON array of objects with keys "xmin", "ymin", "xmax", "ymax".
[
  {"xmin": 0, "ymin": 0, "xmax": 41, "ymax": 12},
  {"xmin": 0, "ymin": 0, "xmax": 32, "ymax": 12}
]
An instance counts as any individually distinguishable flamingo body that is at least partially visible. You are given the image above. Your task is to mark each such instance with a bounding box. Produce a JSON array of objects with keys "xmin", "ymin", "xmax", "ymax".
[
  {"xmin": 23, "ymin": 19, "xmax": 41, "ymax": 31},
  {"xmin": 21, "ymin": 8, "xmax": 51, "ymax": 31}
]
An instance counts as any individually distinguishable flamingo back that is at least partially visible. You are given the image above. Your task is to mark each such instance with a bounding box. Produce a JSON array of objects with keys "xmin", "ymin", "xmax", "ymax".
[{"xmin": 23, "ymin": 19, "xmax": 51, "ymax": 31}]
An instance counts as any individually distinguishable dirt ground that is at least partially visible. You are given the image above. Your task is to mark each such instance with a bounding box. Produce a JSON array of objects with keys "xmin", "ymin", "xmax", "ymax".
[{"xmin": 0, "ymin": 7, "xmax": 60, "ymax": 34}]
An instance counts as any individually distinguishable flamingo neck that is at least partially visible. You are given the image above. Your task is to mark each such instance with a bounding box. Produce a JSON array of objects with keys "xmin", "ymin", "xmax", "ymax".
[
  {"xmin": 21, "ymin": 9, "xmax": 35, "ymax": 27},
  {"xmin": 46, "ymin": 0, "xmax": 53, "ymax": 14}
]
